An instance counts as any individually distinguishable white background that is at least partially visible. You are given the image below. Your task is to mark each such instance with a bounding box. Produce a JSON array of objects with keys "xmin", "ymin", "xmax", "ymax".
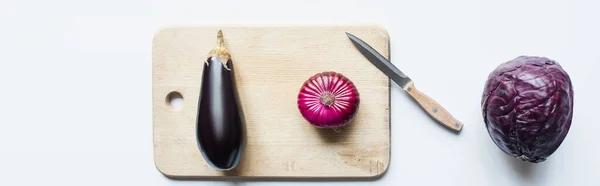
[{"xmin": 0, "ymin": 0, "xmax": 598, "ymax": 185}]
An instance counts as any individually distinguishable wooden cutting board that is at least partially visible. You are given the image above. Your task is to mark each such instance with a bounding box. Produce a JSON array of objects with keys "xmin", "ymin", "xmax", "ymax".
[{"xmin": 152, "ymin": 25, "xmax": 391, "ymax": 179}]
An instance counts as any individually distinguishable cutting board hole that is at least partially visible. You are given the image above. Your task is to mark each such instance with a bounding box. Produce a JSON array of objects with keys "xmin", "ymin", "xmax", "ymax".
[{"xmin": 166, "ymin": 91, "xmax": 183, "ymax": 111}]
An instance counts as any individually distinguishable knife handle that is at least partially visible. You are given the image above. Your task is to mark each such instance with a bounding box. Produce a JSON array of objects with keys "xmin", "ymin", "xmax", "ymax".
[{"xmin": 403, "ymin": 81, "xmax": 463, "ymax": 132}]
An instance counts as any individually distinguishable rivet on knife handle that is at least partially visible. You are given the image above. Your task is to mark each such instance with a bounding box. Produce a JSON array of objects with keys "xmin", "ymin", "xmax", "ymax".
[{"xmin": 403, "ymin": 81, "xmax": 463, "ymax": 131}]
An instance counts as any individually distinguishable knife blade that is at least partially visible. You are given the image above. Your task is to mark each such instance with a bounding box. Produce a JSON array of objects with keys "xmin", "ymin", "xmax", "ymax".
[{"xmin": 346, "ymin": 32, "xmax": 463, "ymax": 132}]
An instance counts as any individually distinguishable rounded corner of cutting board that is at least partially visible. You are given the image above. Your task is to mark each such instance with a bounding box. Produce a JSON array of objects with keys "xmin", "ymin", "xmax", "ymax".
[
  {"xmin": 368, "ymin": 24, "xmax": 391, "ymax": 41},
  {"xmin": 151, "ymin": 27, "xmax": 177, "ymax": 46},
  {"xmin": 152, "ymin": 25, "xmax": 392, "ymax": 179},
  {"xmin": 153, "ymin": 155, "xmax": 178, "ymax": 179}
]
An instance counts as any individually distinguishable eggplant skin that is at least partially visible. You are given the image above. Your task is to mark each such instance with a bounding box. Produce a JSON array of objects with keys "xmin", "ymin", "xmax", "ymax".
[
  {"xmin": 482, "ymin": 56, "xmax": 573, "ymax": 163},
  {"xmin": 196, "ymin": 56, "xmax": 246, "ymax": 170}
]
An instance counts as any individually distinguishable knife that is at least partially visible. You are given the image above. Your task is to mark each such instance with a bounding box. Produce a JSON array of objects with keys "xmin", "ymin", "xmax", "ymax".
[{"xmin": 346, "ymin": 32, "xmax": 463, "ymax": 132}]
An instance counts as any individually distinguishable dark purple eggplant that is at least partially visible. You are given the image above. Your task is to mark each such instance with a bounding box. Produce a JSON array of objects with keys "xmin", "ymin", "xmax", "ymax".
[{"xmin": 196, "ymin": 30, "xmax": 246, "ymax": 171}]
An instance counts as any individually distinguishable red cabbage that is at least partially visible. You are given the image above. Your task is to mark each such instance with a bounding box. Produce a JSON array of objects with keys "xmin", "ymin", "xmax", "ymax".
[{"xmin": 482, "ymin": 56, "xmax": 574, "ymax": 163}]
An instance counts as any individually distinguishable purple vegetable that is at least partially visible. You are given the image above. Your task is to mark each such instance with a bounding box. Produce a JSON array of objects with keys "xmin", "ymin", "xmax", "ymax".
[
  {"xmin": 297, "ymin": 71, "xmax": 360, "ymax": 129},
  {"xmin": 482, "ymin": 56, "xmax": 574, "ymax": 163},
  {"xmin": 196, "ymin": 30, "xmax": 245, "ymax": 171}
]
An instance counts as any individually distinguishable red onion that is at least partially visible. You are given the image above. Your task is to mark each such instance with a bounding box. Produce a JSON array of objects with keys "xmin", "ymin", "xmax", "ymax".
[{"xmin": 297, "ymin": 71, "xmax": 360, "ymax": 129}]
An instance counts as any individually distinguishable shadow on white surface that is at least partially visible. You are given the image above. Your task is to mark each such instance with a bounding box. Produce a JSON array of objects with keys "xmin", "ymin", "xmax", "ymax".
[
  {"xmin": 504, "ymin": 153, "xmax": 537, "ymax": 179},
  {"xmin": 162, "ymin": 175, "xmax": 385, "ymax": 182}
]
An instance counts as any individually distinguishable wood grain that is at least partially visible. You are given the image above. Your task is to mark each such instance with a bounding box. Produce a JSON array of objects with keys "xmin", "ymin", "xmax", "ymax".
[
  {"xmin": 403, "ymin": 81, "xmax": 463, "ymax": 132},
  {"xmin": 152, "ymin": 25, "xmax": 390, "ymax": 179}
]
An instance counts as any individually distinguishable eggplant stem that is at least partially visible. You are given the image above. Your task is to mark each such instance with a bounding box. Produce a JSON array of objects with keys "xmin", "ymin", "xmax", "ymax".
[
  {"xmin": 217, "ymin": 30, "xmax": 225, "ymax": 49},
  {"xmin": 208, "ymin": 30, "xmax": 232, "ymax": 69}
]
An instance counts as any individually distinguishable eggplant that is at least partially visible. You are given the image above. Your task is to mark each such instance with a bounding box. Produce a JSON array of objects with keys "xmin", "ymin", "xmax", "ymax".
[{"xmin": 196, "ymin": 30, "xmax": 246, "ymax": 171}]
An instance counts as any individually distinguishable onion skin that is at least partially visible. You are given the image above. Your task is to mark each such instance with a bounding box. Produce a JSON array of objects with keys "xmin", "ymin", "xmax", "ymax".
[
  {"xmin": 297, "ymin": 72, "xmax": 360, "ymax": 128},
  {"xmin": 196, "ymin": 30, "xmax": 245, "ymax": 171}
]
